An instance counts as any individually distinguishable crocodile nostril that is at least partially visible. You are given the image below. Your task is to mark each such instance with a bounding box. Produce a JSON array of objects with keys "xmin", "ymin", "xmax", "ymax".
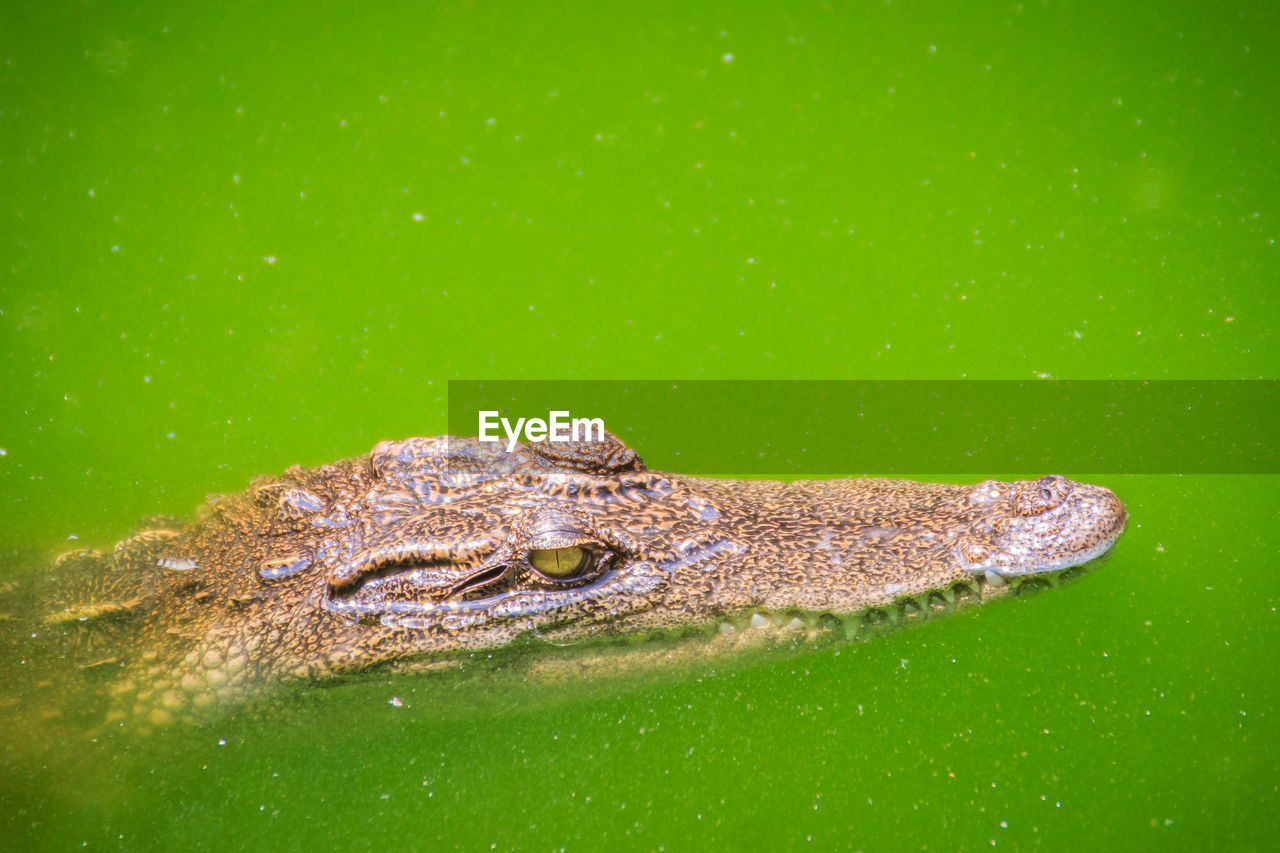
[{"xmin": 1012, "ymin": 475, "xmax": 1071, "ymax": 517}]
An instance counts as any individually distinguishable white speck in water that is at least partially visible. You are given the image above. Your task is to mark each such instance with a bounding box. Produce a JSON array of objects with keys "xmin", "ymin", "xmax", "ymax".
[
  {"xmin": 722, "ymin": 53, "xmax": 734, "ymax": 63},
  {"xmin": 263, "ymin": 255, "xmax": 277, "ymax": 265},
  {"xmin": 412, "ymin": 212, "xmax": 424, "ymax": 222}
]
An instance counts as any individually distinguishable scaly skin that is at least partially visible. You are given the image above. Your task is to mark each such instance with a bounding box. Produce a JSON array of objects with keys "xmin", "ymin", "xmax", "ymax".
[{"xmin": 29, "ymin": 430, "xmax": 1127, "ymax": 729}]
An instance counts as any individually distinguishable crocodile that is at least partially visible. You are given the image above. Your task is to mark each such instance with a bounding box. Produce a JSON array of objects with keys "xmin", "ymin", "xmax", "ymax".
[{"xmin": 20, "ymin": 430, "xmax": 1126, "ymax": 730}]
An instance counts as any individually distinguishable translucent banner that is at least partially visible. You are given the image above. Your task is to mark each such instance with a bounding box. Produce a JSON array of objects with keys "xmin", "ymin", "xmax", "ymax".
[{"xmin": 446, "ymin": 381, "xmax": 1277, "ymax": 475}]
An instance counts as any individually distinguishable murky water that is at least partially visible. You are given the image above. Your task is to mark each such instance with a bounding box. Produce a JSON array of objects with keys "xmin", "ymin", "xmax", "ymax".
[{"xmin": 2, "ymin": 1, "xmax": 1276, "ymax": 849}]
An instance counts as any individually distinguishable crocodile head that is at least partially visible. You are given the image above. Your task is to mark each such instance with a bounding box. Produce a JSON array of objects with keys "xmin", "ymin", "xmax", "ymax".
[
  {"xmin": 318, "ymin": 435, "xmax": 1126, "ymax": 653},
  {"xmin": 36, "ymin": 430, "xmax": 1127, "ymax": 728}
]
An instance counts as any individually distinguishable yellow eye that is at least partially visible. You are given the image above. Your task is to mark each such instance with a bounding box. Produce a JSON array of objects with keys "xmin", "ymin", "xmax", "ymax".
[{"xmin": 528, "ymin": 546, "xmax": 591, "ymax": 579}]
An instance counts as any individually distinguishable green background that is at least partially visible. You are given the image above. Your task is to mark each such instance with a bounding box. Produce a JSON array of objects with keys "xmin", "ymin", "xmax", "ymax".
[{"xmin": 1, "ymin": 1, "xmax": 1276, "ymax": 850}]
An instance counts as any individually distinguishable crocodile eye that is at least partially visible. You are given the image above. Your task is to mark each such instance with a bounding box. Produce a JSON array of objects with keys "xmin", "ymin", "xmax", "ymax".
[{"xmin": 529, "ymin": 546, "xmax": 591, "ymax": 580}]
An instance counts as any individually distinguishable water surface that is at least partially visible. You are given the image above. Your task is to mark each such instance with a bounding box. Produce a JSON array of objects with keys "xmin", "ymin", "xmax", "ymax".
[{"xmin": 2, "ymin": 1, "xmax": 1276, "ymax": 849}]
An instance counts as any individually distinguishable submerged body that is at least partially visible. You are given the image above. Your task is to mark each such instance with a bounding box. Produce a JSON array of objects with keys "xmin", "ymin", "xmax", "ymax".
[{"xmin": 23, "ymin": 431, "xmax": 1126, "ymax": 728}]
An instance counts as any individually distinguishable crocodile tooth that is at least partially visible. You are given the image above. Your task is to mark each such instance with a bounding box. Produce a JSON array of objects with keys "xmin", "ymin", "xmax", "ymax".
[
  {"xmin": 786, "ymin": 617, "xmax": 805, "ymax": 631},
  {"xmin": 1016, "ymin": 576, "xmax": 1052, "ymax": 596},
  {"xmin": 1058, "ymin": 566, "xmax": 1084, "ymax": 585},
  {"xmin": 718, "ymin": 622, "xmax": 736, "ymax": 635},
  {"xmin": 984, "ymin": 570, "xmax": 1006, "ymax": 587},
  {"xmin": 818, "ymin": 613, "xmax": 843, "ymax": 633},
  {"xmin": 748, "ymin": 612, "xmax": 770, "ymax": 630}
]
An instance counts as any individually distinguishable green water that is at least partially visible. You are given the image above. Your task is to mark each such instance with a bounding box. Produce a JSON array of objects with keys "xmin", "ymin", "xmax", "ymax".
[{"xmin": 2, "ymin": 1, "xmax": 1277, "ymax": 850}]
